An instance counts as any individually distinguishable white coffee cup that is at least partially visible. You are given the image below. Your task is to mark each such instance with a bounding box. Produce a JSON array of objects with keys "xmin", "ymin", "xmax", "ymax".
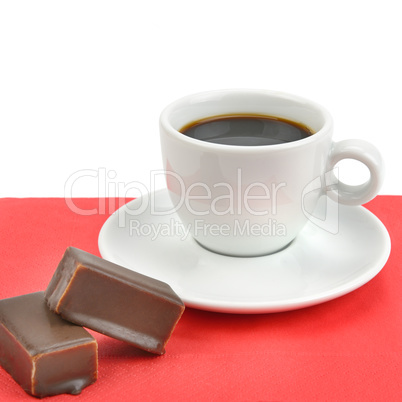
[{"xmin": 159, "ymin": 89, "xmax": 384, "ymax": 257}]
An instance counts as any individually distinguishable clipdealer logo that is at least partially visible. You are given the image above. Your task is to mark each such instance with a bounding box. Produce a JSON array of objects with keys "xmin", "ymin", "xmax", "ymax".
[
  {"xmin": 64, "ymin": 168, "xmax": 286, "ymax": 217},
  {"xmin": 64, "ymin": 167, "xmax": 339, "ymax": 236}
]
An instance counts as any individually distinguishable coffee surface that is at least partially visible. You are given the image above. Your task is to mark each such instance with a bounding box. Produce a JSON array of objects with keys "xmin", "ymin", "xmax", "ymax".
[{"xmin": 180, "ymin": 114, "xmax": 314, "ymax": 146}]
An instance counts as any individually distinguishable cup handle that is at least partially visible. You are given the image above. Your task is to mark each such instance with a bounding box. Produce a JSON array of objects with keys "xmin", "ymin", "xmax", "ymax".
[{"xmin": 326, "ymin": 139, "xmax": 384, "ymax": 206}]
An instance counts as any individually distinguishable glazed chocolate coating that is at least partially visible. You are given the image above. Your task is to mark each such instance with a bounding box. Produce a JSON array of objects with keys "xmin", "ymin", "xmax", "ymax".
[
  {"xmin": 0, "ymin": 292, "xmax": 97, "ymax": 397},
  {"xmin": 45, "ymin": 247, "xmax": 185, "ymax": 355}
]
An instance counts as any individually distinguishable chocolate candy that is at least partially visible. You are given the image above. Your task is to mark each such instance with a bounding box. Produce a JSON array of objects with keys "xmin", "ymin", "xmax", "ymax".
[
  {"xmin": 0, "ymin": 292, "xmax": 97, "ymax": 397},
  {"xmin": 45, "ymin": 247, "xmax": 185, "ymax": 355}
]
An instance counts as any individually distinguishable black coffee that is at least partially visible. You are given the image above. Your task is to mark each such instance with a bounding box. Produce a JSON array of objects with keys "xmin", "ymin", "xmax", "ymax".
[{"xmin": 180, "ymin": 114, "xmax": 314, "ymax": 146}]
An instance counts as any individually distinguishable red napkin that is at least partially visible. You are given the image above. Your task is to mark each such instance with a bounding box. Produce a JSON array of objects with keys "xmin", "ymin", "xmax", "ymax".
[{"xmin": 0, "ymin": 196, "xmax": 401, "ymax": 401}]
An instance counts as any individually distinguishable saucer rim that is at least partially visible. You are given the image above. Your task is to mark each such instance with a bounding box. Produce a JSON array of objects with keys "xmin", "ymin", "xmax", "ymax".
[{"xmin": 98, "ymin": 189, "xmax": 391, "ymax": 314}]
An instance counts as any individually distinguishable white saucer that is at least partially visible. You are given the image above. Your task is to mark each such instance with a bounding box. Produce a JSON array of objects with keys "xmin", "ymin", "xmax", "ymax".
[{"xmin": 98, "ymin": 189, "xmax": 391, "ymax": 314}]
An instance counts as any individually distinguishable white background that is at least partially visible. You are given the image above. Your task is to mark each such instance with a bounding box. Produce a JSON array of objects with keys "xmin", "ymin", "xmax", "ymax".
[{"xmin": 0, "ymin": 0, "xmax": 400, "ymax": 198}]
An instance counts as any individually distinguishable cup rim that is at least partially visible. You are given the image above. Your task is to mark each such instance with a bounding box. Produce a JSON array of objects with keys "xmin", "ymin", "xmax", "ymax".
[{"xmin": 159, "ymin": 88, "xmax": 333, "ymax": 153}]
